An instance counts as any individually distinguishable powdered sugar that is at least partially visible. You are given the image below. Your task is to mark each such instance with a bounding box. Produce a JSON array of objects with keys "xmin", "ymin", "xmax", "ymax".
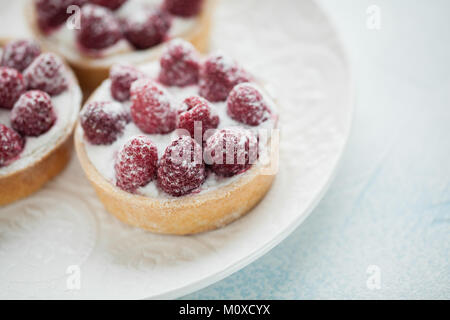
[
  {"xmin": 204, "ymin": 127, "xmax": 259, "ymax": 177},
  {"xmin": 80, "ymin": 100, "xmax": 129, "ymax": 145},
  {"xmin": 227, "ymin": 82, "xmax": 271, "ymax": 126},
  {"xmin": 100, "ymin": 100, "xmax": 125, "ymax": 114},
  {"xmin": 130, "ymin": 78, "xmax": 177, "ymax": 133},
  {"xmin": 0, "ymin": 67, "xmax": 26, "ymax": 109},
  {"xmin": 77, "ymin": 4, "xmax": 123, "ymax": 51},
  {"xmin": 177, "ymin": 95, "xmax": 219, "ymax": 138},
  {"xmin": 0, "ymin": 59, "xmax": 81, "ymax": 176},
  {"xmin": 157, "ymin": 135, "xmax": 206, "ymax": 196},
  {"xmin": 82, "ymin": 60, "xmax": 277, "ymax": 198},
  {"xmin": 0, "ymin": 39, "xmax": 41, "ymax": 72},
  {"xmin": 11, "ymin": 90, "xmax": 56, "ymax": 137},
  {"xmin": 0, "ymin": 124, "xmax": 24, "ymax": 167},
  {"xmin": 159, "ymin": 39, "xmax": 200, "ymax": 86},
  {"xmin": 110, "ymin": 64, "xmax": 144, "ymax": 101},
  {"xmin": 24, "ymin": 53, "xmax": 68, "ymax": 95},
  {"xmin": 199, "ymin": 52, "xmax": 251, "ymax": 102},
  {"xmin": 115, "ymin": 135, "xmax": 158, "ymax": 192}
]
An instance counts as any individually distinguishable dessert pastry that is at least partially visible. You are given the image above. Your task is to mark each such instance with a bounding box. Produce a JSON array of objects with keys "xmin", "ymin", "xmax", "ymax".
[
  {"xmin": 0, "ymin": 38, "xmax": 82, "ymax": 205},
  {"xmin": 26, "ymin": 0, "xmax": 216, "ymax": 93},
  {"xmin": 74, "ymin": 39, "xmax": 278, "ymax": 234}
]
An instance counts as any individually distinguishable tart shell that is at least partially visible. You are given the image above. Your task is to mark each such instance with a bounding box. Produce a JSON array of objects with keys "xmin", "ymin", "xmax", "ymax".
[
  {"xmin": 75, "ymin": 126, "xmax": 276, "ymax": 235},
  {"xmin": 0, "ymin": 38, "xmax": 82, "ymax": 206},
  {"xmin": 25, "ymin": 0, "xmax": 216, "ymax": 96},
  {"xmin": 0, "ymin": 137, "xmax": 72, "ymax": 206},
  {"xmin": 74, "ymin": 77, "xmax": 277, "ymax": 234}
]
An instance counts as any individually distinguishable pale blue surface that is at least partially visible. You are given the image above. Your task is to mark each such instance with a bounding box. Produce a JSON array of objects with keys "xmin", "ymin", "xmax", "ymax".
[{"xmin": 183, "ymin": 0, "xmax": 450, "ymax": 299}]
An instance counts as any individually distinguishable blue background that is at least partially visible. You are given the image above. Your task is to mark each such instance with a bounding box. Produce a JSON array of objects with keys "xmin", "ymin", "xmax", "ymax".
[{"xmin": 183, "ymin": 0, "xmax": 450, "ymax": 299}]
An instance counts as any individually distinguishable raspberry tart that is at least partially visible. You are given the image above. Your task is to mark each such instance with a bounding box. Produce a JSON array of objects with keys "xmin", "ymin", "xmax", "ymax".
[
  {"xmin": 26, "ymin": 0, "xmax": 216, "ymax": 92},
  {"xmin": 75, "ymin": 39, "xmax": 278, "ymax": 234},
  {"xmin": 0, "ymin": 38, "xmax": 82, "ymax": 205}
]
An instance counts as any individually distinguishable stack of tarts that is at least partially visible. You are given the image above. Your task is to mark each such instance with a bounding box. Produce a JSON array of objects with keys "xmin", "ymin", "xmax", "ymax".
[
  {"xmin": 75, "ymin": 39, "xmax": 279, "ymax": 234},
  {"xmin": 26, "ymin": 0, "xmax": 216, "ymax": 92},
  {"xmin": 0, "ymin": 38, "xmax": 82, "ymax": 205}
]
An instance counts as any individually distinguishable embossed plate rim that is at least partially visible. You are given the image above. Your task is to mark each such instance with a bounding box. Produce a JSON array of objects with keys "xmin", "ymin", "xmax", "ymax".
[{"xmin": 150, "ymin": 1, "xmax": 355, "ymax": 299}]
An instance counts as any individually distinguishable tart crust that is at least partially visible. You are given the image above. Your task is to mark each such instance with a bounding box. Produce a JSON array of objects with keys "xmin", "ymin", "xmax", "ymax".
[
  {"xmin": 0, "ymin": 38, "xmax": 82, "ymax": 206},
  {"xmin": 25, "ymin": 0, "xmax": 216, "ymax": 95},
  {"xmin": 75, "ymin": 126, "xmax": 275, "ymax": 235},
  {"xmin": 74, "ymin": 86, "xmax": 277, "ymax": 235}
]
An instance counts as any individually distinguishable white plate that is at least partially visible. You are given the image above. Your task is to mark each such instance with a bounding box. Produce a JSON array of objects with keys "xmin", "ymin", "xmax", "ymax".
[{"xmin": 0, "ymin": 0, "xmax": 353, "ymax": 299}]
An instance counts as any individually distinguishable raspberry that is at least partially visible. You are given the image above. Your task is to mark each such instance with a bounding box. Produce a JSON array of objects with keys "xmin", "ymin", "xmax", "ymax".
[
  {"xmin": 115, "ymin": 135, "xmax": 158, "ymax": 193},
  {"xmin": 109, "ymin": 64, "xmax": 144, "ymax": 102},
  {"xmin": 80, "ymin": 101, "xmax": 129, "ymax": 145},
  {"xmin": 0, "ymin": 124, "xmax": 24, "ymax": 167},
  {"xmin": 23, "ymin": 53, "xmax": 68, "ymax": 96},
  {"xmin": 164, "ymin": 0, "xmax": 203, "ymax": 17},
  {"xmin": 35, "ymin": 0, "xmax": 87, "ymax": 33},
  {"xmin": 1, "ymin": 40, "xmax": 41, "ymax": 72},
  {"xmin": 130, "ymin": 78, "xmax": 176, "ymax": 134},
  {"xmin": 89, "ymin": 0, "xmax": 127, "ymax": 10},
  {"xmin": 157, "ymin": 136, "xmax": 206, "ymax": 197},
  {"xmin": 123, "ymin": 9, "xmax": 171, "ymax": 50},
  {"xmin": 158, "ymin": 39, "xmax": 200, "ymax": 87},
  {"xmin": 11, "ymin": 90, "xmax": 56, "ymax": 137},
  {"xmin": 77, "ymin": 4, "xmax": 123, "ymax": 51},
  {"xmin": 177, "ymin": 96, "xmax": 219, "ymax": 140},
  {"xmin": 204, "ymin": 128, "xmax": 258, "ymax": 177},
  {"xmin": 227, "ymin": 83, "xmax": 271, "ymax": 126},
  {"xmin": 199, "ymin": 53, "xmax": 251, "ymax": 102},
  {"xmin": 0, "ymin": 67, "xmax": 26, "ymax": 109}
]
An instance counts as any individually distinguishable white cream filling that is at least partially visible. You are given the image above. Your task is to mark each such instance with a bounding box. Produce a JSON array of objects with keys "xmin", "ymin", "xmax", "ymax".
[
  {"xmin": 46, "ymin": 0, "xmax": 198, "ymax": 67},
  {"xmin": 82, "ymin": 62, "xmax": 277, "ymax": 198},
  {"xmin": 0, "ymin": 70, "xmax": 81, "ymax": 176}
]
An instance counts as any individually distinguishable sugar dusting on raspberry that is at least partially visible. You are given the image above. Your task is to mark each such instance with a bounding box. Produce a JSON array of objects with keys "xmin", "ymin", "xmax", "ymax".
[
  {"xmin": 80, "ymin": 100, "xmax": 129, "ymax": 145},
  {"xmin": 164, "ymin": 0, "xmax": 204, "ymax": 17},
  {"xmin": 1, "ymin": 40, "xmax": 41, "ymax": 72},
  {"xmin": 199, "ymin": 53, "xmax": 251, "ymax": 102},
  {"xmin": 11, "ymin": 90, "xmax": 56, "ymax": 137},
  {"xmin": 227, "ymin": 83, "xmax": 271, "ymax": 126},
  {"xmin": 110, "ymin": 64, "xmax": 144, "ymax": 102},
  {"xmin": 157, "ymin": 135, "xmax": 206, "ymax": 197},
  {"xmin": 130, "ymin": 78, "xmax": 176, "ymax": 134},
  {"xmin": 77, "ymin": 4, "xmax": 123, "ymax": 51},
  {"xmin": 177, "ymin": 95, "xmax": 219, "ymax": 140},
  {"xmin": 159, "ymin": 39, "xmax": 200, "ymax": 87},
  {"xmin": 82, "ymin": 55, "xmax": 278, "ymax": 198},
  {"xmin": 115, "ymin": 135, "xmax": 158, "ymax": 193},
  {"xmin": 0, "ymin": 67, "xmax": 26, "ymax": 109},
  {"xmin": 204, "ymin": 127, "xmax": 258, "ymax": 177},
  {"xmin": 0, "ymin": 124, "xmax": 24, "ymax": 167},
  {"xmin": 24, "ymin": 53, "xmax": 68, "ymax": 96},
  {"xmin": 123, "ymin": 8, "xmax": 171, "ymax": 50}
]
